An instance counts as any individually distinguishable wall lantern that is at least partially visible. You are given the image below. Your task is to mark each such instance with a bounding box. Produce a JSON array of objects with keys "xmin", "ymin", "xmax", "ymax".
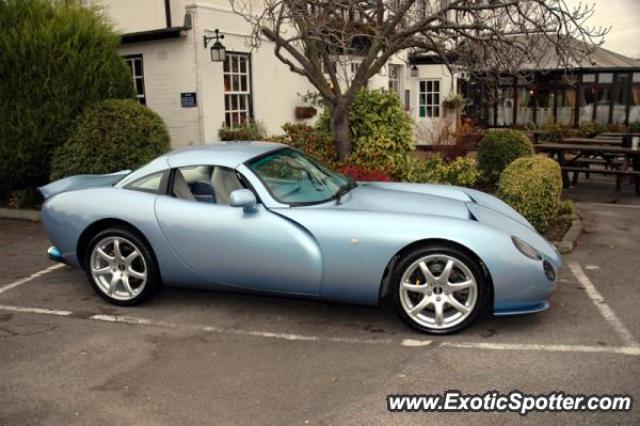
[
  {"xmin": 410, "ymin": 65, "xmax": 419, "ymax": 77},
  {"xmin": 203, "ymin": 29, "xmax": 226, "ymax": 62}
]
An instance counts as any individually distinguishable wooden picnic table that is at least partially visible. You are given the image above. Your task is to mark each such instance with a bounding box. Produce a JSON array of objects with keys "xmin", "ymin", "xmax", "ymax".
[
  {"xmin": 535, "ymin": 142, "xmax": 640, "ymax": 200},
  {"xmin": 562, "ymin": 137, "xmax": 622, "ymax": 146}
]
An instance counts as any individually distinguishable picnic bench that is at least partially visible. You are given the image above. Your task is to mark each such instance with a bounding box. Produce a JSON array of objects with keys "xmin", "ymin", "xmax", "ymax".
[{"xmin": 535, "ymin": 142, "xmax": 640, "ymax": 201}]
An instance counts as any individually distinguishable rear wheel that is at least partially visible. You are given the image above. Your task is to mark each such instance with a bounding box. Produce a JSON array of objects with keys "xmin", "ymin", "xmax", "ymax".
[
  {"xmin": 391, "ymin": 244, "xmax": 488, "ymax": 334},
  {"xmin": 85, "ymin": 227, "xmax": 160, "ymax": 306}
]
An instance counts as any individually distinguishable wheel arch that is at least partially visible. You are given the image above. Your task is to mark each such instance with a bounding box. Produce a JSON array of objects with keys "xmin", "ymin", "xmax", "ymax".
[
  {"xmin": 77, "ymin": 218, "xmax": 154, "ymax": 269},
  {"xmin": 378, "ymin": 238, "xmax": 494, "ymax": 306}
]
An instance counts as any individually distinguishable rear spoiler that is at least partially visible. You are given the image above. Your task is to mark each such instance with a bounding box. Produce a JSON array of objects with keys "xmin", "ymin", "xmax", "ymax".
[{"xmin": 39, "ymin": 170, "xmax": 131, "ymax": 200}]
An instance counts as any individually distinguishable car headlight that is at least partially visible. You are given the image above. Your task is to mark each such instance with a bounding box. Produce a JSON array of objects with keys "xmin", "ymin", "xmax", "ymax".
[{"xmin": 512, "ymin": 236, "xmax": 542, "ymax": 260}]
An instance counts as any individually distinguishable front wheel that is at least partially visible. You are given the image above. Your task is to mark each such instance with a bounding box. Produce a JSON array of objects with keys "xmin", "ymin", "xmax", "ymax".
[
  {"xmin": 85, "ymin": 227, "xmax": 160, "ymax": 306},
  {"xmin": 391, "ymin": 244, "xmax": 489, "ymax": 334}
]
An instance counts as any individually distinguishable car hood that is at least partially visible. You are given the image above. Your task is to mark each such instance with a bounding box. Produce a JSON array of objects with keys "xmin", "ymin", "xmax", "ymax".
[
  {"xmin": 331, "ymin": 183, "xmax": 472, "ymax": 220},
  {"xmin": 328, "ymin": 182, "xmax": 559, "ymax": 264}
]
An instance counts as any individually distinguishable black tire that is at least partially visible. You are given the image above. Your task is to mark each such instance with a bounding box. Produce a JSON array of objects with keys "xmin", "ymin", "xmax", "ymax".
[
  {"xmin": 391, "ymin": 243, "xmax": 489, "ymax": 335},
  {"xmin": 84, "ymin": 227, "xmax": 161, "ymax": 306}
]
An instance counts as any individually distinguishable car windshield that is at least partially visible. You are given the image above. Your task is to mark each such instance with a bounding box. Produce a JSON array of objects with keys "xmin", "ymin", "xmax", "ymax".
[{"xmin": 248, "ymin": 148, "xmax": 354, "ymax": 205}]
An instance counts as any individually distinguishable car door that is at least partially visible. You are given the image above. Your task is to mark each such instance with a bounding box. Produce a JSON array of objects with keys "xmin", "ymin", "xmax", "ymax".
[{"xmin": 154, "ymin": 165, "xmax": 323, "ymax": 295}]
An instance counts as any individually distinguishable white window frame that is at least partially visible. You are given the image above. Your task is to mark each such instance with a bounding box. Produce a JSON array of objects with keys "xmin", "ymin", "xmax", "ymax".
[
  {"xmin": 388, "ymin": 64, "xmax": 402, "ymax": 96},
  {"xmin": 419, "ymin": 79, "xmax": 441, "ymax": 118},
  {"xmin": 124, "ymin": 55, "xmax": 146, "ymax": 105},
  {"xmin": 223, "ymin": 52, "xmax": 253, "ymax": 126}
]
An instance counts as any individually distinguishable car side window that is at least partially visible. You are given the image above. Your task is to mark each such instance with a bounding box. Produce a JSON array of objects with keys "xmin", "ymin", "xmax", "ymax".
[
  {"xmin": 171, "ymin": 165, "xmax": 244, "ymax": 205},
  {"xmin": 125, "ymin": 171, "xmax": 166, "ymax": 194}
]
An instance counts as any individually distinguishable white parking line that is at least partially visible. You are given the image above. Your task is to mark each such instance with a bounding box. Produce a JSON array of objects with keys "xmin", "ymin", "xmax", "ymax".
[
  {"xmin": 0, "ymin": 304, "xmax": 72, "ymax": 316},
  {"xmin": 0, "ymin": 303, "xmax": 639, "ymax": 356},
  {"xmin": 441, "ymin": 341, "xmax": 640, "ymax": 356},
  {"xmin": 90, "ymin": 313, "xmax": 394, "ymax": 345},
  {"xmin": 0, "ymin": 264, "xmax": 65, "ymax": 295},
  {"xmin": 568, "ymin": 261, "xmax": 639, "ymax": 348}
]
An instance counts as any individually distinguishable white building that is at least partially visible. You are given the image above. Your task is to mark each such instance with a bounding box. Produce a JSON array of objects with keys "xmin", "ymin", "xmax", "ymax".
[{"xmin": 98, "ymin": 0, "xmax": 457, "ymax": 148}]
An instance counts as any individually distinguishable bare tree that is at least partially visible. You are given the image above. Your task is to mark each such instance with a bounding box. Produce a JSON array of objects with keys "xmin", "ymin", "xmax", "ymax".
[{"xmin": 230, "ymin": 0, "xmax": 607, "ymax": 161}]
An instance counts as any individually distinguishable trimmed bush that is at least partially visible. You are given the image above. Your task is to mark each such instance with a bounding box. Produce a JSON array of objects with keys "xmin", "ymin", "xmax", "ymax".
[
  {"xmin": 579, "ymin": 121, "xmax": 606, "ymax": 138},
  {"xmin": 317, "ymin": 89, "xmax": 415, "ymax": 178},
  {"xmin": 405, "ymin": 154, "xmax": 478, "ymax": 187},
  {"xmin": 497, "ymin": 155, "xmax": 563, "ymax": 233},
  {"xmin": 0, "ymin": 0, "xmax": 134, "ymax": 195},
  {"xmin": 219, "ymin": 120, "xmax": 267, "ymax": 141},
  {"xmin": 477, "ymin": 130, "xmax": 534, "ymax": 186},
  {"xmin": 50, "ymin": 99, "xmax": 170, "ymax": 179},
  {"xmin": 629, "ymin": 121, "xmax": 640, "ymax": 133}
]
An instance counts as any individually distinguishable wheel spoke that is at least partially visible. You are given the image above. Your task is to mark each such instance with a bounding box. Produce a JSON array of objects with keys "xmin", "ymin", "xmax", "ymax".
[
  {"xmin": 440, "ymin": 259, "xmax": 454, "ymax": 283},
  {"xmin": 92, "ymin": 266, "xmax": 111, "ymax": 276},
  {"xmin": 448, "ymin": 280, "xmax": 474, "ymax": 291},
  {"xmin": 97, "ymin": 247, "xmax": 115, "ymax": 262},
  {"xmin": 409, "ymin": 295, "xmax": 432, "ymax": 315},
  {"xmin": 418, "ymin": 261, "xmax": 436, "ymax": 282},
  {"xmin": 402, "ymin": 281, "xmax": 427, "ymax": 293},
  {"xmin": 125, "ymin": 251, "xmax": 139, "ymax": 263},
  {"xmin": 434, "ymin": 301, "xmax": 444, "ymax": 326},
  {"xmin": 108, "ymin": 274, "xmax": 119, "ymax": 295},
  {"xmin": 122, "ymin": 276, "xmax": 134, "ymax": 296},
  {"xmin": 113, "ymin": 239, "xmax": 123, "ymax": 261},
  {"xmin": 447, "ymin": 294, "xmax": 470, "ymax": 314},
  {"xmin": 128, "ymin": 266, "xmax": 145, "ymax": 280}
]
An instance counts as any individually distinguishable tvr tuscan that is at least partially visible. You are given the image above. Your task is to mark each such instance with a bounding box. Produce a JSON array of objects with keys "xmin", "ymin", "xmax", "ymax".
[{"xmin": 40, "ymin": 142, "xmax": 561, "ymax": 334}]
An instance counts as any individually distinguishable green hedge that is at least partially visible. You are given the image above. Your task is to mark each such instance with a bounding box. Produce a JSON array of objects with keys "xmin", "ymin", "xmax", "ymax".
[
  {"xmin": 497, "ymin": 155, "xmax": 563, "ymax": 233},
  {"xmin": 0, "ymin": 0, "xmax": 134, "ymax": 195},
  {"xmin": 219, "ymin": 120, "xmax": 267, "ymax": 141},
  {"xmin": 477, "ymin": 130, "xmax": 533, "ymax": 186},
  {"xmin": 317, "ymin": 89, "xmax": 415, "ymax": 178},
  {"xmin": 50, "ymin": 99, "xmax": 170, "ymax": 179},
  {"xmin": 629, "ymin": 121, "xmax": 640, "ymax": 133}
]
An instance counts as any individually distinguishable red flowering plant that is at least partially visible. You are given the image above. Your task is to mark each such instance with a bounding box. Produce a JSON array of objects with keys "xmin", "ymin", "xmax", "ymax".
[{"xmin": 337, "ymin": 165, "xmax": 391, "ymax": 182}]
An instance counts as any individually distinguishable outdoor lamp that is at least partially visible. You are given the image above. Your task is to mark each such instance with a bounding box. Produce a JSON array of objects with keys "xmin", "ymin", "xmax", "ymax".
[
  {"xmin": 204, "ymin": 29, "xmax": 226, "ymax": 62},
  {"xmin": 410, "ymin": 65, "xmax": 419, "ymax": 77}
]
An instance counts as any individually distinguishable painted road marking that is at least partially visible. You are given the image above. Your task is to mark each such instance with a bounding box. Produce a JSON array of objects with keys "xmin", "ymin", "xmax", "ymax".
[
  {"xmin": 0, "ymin": 304, "xmax": 72, "ymax": 317},
  {"xmin": 441, "ymin": 341, "xmax": 640, "ymax": 356},
  {"xmin": 0, "ymin": 264, "xmax": 65, "ymax": 295},
  {"xmin": 0, "ymin": 304, "xmax": 639, "ymax": 356},
  {"xmin": 568, "ymin": 262, "xmax": 639, "ymax": 348}
]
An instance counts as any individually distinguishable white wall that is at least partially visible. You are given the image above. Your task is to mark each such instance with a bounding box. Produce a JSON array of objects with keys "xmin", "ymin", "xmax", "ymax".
[
  {"xmin": 118, "ymin": 35, "xmax": 203, "ymax": 148},
  {"xmin": 188, "ymin": 2, "xmax": 316, "ymax": 143},
  {"xmin": 106, "ymin": 1, "xmax": 457, "ymax": 148}
]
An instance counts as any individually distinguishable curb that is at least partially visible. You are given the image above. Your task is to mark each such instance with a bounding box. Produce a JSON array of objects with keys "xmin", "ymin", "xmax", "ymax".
[
  {"xmin": 0, "ymin": 207, "xmax": 40, "ymax": 222},
  {"xmin": 552, "ymin": 216, "xmax": 582, "ymax": 254}
]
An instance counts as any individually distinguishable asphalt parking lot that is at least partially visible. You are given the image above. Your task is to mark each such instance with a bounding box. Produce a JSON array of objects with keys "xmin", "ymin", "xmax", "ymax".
[{"xmin": 1, "ymin": 202, "xmax": 639, "ymax": 425}]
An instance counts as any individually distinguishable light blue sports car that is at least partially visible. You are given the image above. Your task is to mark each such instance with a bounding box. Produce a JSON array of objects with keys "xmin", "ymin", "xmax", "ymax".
[{"xmin": 40, "ymin": 142, "xmax": 560, "ymax": 334}]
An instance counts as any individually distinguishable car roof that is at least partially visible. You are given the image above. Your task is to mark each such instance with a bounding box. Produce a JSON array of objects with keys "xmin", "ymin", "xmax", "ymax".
[
  {"xmin": 165, "ymin": 141, "xmax": 287, "ymax": 168},
  {"xmin": 116, "ymin": 141, "xmax": 287, "ymax": 188}
]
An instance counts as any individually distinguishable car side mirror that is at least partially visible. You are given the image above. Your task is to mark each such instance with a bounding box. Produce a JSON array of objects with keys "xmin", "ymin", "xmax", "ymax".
[{"xmin": 229, "ymin": 189, "xmax": 257, "ymax": 210}]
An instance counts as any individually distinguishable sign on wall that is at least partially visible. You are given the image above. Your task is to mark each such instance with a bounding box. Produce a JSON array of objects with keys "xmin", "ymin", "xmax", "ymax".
[{"xmin": 181, "ymin": 92, "xmax": 197, "ymax": 108}]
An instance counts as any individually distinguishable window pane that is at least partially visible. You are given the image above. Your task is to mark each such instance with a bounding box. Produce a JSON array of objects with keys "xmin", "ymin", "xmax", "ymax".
[
  {"xmin": 583, "ymin": 74, "xmax": 596, "ymax": 83},
  {"xmin": 419, "ymin": 106, "xmax": 426, "ymax": 117},
  {"xmin": 579, "ymin": 84, "xmax": 596, "ymax": 122},
  {"xmin": 135, "ymin": 79, "xmax": 144, "ymax": 96},
  {"xmin": 612, "ymin": 74, "xmax": 630, "ymax": 124},
  {"xmin": 433, "ymin": 106, "xmax": 440, "ymax": 118},
  {"xmin": 239, "ymin": 58, "xmax": 247, "ymax": 73},
  {"xmin": 558, "ymin": 87, "xmax": 576, "ymax": 126},
  {"xmin": 134, "ymin": 60, "xmax": 142, "ymax": 76},
  {"xmin": 128, "ymin": 172, "xmax": 163, "ymax": 193},
  {"xmin": 599, "ymin": 73, "xmax": 613, "ymax": 84}
]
